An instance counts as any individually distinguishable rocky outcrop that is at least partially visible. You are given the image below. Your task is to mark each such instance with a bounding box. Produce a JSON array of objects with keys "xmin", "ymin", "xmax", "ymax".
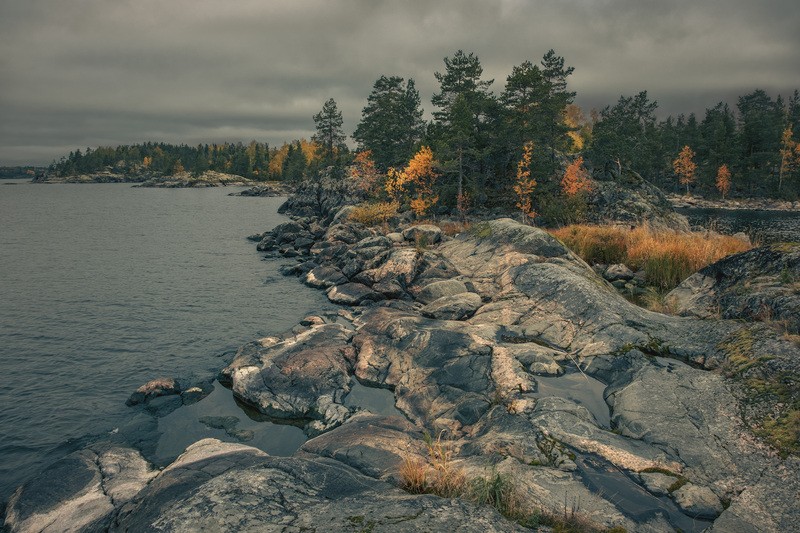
[
  {"xmin": 587, "ymin": 168, "xmax": 691, "ymax": 231},
  {"xmin": 667, "ymin": 243, "xmax": 800, "ymax": 333},
  {"xmin": 135, "ymin": 171, "xmax": 253, "ymax": 188},
  {"xmin": 277, "ymin": 171, "xmax": 365, "ymax": 220},
  {"xmin": 10, "ymin": 216, "xmax": 799, "ymax": 532},
  {"xmin": 669, "ymin": 193, "xmax": 800, "ymax": 211},
  {"xmin": 231, "ymin": 182, "xmax": 292, "ymax": 197},
  {"xmin": 4, "ymin": 445, "xmax": 156, "ymax": 533}
]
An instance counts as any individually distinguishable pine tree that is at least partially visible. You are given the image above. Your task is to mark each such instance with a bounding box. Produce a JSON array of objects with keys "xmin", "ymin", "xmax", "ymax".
[
  {"xmin": 353, "ymin": 76, "xmax": 425, "ymax": 172},
  {"xmin": 312, "ymin": 98, "xmax": 347, "ymax": 169},
  {"xmin": 430, "ymin": 50, "xmax": 495, "ymax": 206}
]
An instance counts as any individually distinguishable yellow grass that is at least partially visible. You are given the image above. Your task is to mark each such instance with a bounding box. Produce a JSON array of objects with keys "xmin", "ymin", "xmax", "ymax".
[
  {"xmin": 347, "ymin": 201, "xmax": 399, "ymax": 226},
  {"xmin": 550, "ymin": 224, "xmax": 752, "ymax": 290}
]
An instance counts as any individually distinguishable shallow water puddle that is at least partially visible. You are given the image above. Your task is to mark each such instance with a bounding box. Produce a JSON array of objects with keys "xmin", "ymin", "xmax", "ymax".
[
  {"xmin": 154, "ymin": 382, "xmax": 306, "ymax": 464},
  {"xmin": 576, "ymin": 454, "xmax": 713, "ymax": 532},
  {"xmin": 532, "ymin": 371, "xmax": 611, "ymax": 428},
  {"xmin": 343, "ymin": 378, "xmax": 404, "ymax": 417}
]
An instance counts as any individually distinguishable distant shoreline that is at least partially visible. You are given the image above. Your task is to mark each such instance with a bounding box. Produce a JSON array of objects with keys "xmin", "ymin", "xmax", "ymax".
[{"xmin": 668, "ymin": 193, "xmax": 800, "ymax": 212}]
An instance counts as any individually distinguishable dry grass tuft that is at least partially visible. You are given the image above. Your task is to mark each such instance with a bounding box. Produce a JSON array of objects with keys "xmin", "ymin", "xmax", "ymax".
[
  {"xmin": 439, "ymin": 220, "xmax": 473, "ymax": 237},
  {"xmin": 550, "ymin": 224, "xmax": 752, "ymax": 291},
  {"xmin": 347, "ymin": 201, "xmax": 399, "ymax": 226}
]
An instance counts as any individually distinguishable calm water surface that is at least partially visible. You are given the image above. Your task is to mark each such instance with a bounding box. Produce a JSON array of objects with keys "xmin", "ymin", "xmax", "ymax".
[
  {"xmin": 677, "ymin": 207, "xmax": 800, "ymax": 244},
  {"xmin": 0, "ymin": 181, "xmax": 332, "ymax": 502}
]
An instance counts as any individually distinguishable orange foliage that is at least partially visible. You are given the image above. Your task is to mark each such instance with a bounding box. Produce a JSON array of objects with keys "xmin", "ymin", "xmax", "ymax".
[
  {"xmin": 385, "ymin": 146, "xmax": 440, "ymax": 217},
  {"xmin": 561, "ymin": 156, "xmax": 592, "ymax": 196},
  {"xmin": 673, "ymin": 145, "xmax": 697, "ymax": 194},
  {"xmin": 512, "ymin": 142, "xmax": 536, "ymax": 223},
  {"xmin": 716, "ymin": 164, "xmax": 731, "ymax": 200},
  {"xmin": 268, "ymin": 139, "xmax": 319, "ymax": 176},
  {"xmin": 349, "ymin": 150, "xmax": 382, "ymax": 196},
  {"xmin": 779, "ymin": 126, "xmax": 798, "ymax": 191},
  {"xmin": 142, "ymin": 156, "xmax": 152, "ymax": 169}
]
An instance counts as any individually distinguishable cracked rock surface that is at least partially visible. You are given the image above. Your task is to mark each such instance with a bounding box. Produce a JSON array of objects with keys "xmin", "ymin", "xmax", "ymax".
[{"xmin": 7, "ymin": 217, "xmax": 799, "ymax": 533}]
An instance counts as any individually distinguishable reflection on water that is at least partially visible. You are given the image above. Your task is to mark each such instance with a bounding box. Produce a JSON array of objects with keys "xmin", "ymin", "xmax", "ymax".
[
  {"xmin": 677, "ymin": 207, "xmax": 800, "ymax": 244},
  {"xmin": 533, "ymin": 371, "xmax": 610, "ymax": 428},
  {"xmin": 344, "ymin": 379, "xmax": 404, "ymax": 418},
  {"xmin": 154, "ymin": 382, "xmax": 307, "ymax": 464}
]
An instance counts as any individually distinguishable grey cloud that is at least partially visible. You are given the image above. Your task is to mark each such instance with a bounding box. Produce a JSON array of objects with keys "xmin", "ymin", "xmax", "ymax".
[{"xmin": 1, "ymin": 0, "xmax": 798, "ymax": 164}]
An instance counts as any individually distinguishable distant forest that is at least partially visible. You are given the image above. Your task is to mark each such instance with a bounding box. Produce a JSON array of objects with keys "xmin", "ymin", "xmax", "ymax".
[{"xmin": 49, "ymin": 49, "xmax": 800, "ymax": 202}]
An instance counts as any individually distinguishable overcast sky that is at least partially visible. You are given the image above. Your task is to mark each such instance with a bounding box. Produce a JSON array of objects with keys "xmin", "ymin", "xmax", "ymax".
[{"xmin": 1, "ymin": 0, "xmax": 798, "ymax": 166}]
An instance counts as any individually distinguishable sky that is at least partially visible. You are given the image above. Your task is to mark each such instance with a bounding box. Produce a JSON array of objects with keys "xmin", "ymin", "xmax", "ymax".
[{"xmin": 1, "ymin": 0, "xmax": 798, "ymax": 166}]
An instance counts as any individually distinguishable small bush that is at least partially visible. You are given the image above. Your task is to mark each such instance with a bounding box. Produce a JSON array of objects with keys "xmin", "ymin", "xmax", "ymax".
[{"xmin": 347, "ymin": 201, "xmax": 399, "ymax": 226}]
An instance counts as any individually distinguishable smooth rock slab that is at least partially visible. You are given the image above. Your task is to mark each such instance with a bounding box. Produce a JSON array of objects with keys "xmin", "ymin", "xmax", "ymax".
[
  {"xmin": 415, "ymin": 279, "xmax": 468, "ymax": 305},
  {"xmin": 421, "ymin": 292, "xmax": 483, "ymax": 320},
  {"xmin": 112, "ymin": 438, "xmax": 525, "ymax": 533},
  {"xmin": 5, "ymin": 445, "xmax": 155, "ymax": 533}
]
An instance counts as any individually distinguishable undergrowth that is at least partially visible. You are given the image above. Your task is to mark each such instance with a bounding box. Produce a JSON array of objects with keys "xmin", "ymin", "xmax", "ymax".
[{"xmin": 549, "ymin": 224, "xmax": 751, "ymax": 291}]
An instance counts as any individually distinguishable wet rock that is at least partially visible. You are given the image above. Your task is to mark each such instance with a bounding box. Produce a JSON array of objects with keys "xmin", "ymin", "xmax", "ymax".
[
  {"xmin": 4, "ymin": 445, "xmax": 155, "ymax": 533},
  {"xmin": 672, "ymin": 483, "xmax": 723, "ymax": 519},
  {"xmin": 327, "ymin": 282, "xmax": 384, "ymax": 306},
  {"xmin": 227, "ymin": 323, "xmax": 356, "ymax": 434},
  {"xmin": 198, "ymin": 415, "xmax": 254, "ymax": 442},
  {"xmin": 126, "ymin": 377, "xmax": 181, "ymax": 406},
  {"xmin": 180, "ymin": 381, "xmax": 214, "ymax": 405},
  {"xmin": 421, "ymin": 292, "xmax": 482, "ymax": 320},
  {"xmin": 305, "ymin": 265, "xmax": 348, "ymax": 289},
  {"xmin": 144, "ymin": 394, "xmax": 183, "ymax": 417}
]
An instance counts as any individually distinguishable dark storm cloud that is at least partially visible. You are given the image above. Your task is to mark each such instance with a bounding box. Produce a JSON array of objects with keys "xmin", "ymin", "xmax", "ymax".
[{"xmin": 1, "ymin": 0, "xmax": 798, "ymax": 165}]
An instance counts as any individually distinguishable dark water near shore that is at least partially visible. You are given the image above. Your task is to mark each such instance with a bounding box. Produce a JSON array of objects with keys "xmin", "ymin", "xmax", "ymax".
[
  {"xmin": 0, "ymin": 181, "xmax": 332, "ymax": 502},
  {"xmin": 677, "ymin": 207, "xmax": 800, "ymax": 244}
]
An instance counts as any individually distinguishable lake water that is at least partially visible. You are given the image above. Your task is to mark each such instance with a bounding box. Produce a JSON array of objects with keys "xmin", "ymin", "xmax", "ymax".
[
  {"xmin": 677, "ymin": 207, "xmax": 800, "ymax": 244},
  {"xmin": 0, "ymin": 181, "xmax": 333, "ymax": 503}
]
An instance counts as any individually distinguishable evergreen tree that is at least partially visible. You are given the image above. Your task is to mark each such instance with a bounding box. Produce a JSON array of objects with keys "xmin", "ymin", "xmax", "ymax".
[
  {"xmin": 430, "ymin": 50, "xmax": 496, "ymax": 206},
  {"xmin": 589, "ymin": 91, "xmax": 659, "ymax": 177},
  {"xmin": 737, "ymin": 89, "xmax": 784, "ymax": 192},
  {"xmin": 312, "ymin": 98, "xmax": 347, "ymax": 169},
  {"xmin": 698, "ymin": 103, "xmax": 737, "ymax": 190},
  {"xmin": 539, "ymin": 50, "xmax": 577, "ymax": 161},
  {"xmin": 353, "ymin": 76, "xmax": 426, "ymax": 172}
]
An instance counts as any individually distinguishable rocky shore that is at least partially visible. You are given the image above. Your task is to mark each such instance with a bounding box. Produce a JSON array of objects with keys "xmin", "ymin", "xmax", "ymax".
[
  {"xmin": 6, "ymin": 183, "xmax": 799, "ymax": 532},
  {"xmin": 32, "ymin": 170, "xmax": 254, "ymax": 187},
  {"xmin": 669, "ymin": 194, "xmax": 800, "ymax": 212}
]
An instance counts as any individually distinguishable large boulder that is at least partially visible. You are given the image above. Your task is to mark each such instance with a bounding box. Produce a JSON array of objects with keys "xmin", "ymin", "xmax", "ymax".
[
  {"xmin": 667, "ymin": 243, "xmax": 800, "ymax": 333},
  {"xmin": 327, "ymin": 282, "xmax": 384, "ymax": 306},
  {"xmin": 224, "ymin": 323, "xmax": 357, "ymax": 435}
]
